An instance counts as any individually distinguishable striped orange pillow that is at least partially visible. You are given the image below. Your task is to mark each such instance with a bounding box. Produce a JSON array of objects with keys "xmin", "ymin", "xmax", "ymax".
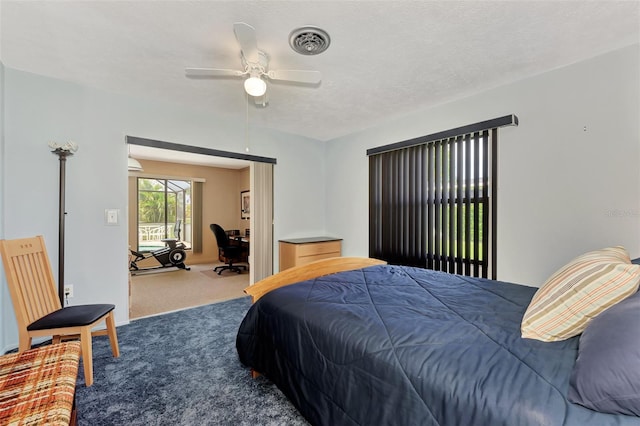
[{"xmin": 521, "ymin": 247, "xmax": 640, "ymax": 342}]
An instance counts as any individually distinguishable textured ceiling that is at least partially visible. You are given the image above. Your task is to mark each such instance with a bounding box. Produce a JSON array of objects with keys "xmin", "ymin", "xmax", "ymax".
[{"xmin": 1, "ymin": 1, "xmax": 639, "ymax": 143}]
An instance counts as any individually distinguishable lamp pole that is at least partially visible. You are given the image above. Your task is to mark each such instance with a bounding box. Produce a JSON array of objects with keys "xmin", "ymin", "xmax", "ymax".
[{"xmin": 50, "ymin": 142, "xmax": 77, "ymax": 306}]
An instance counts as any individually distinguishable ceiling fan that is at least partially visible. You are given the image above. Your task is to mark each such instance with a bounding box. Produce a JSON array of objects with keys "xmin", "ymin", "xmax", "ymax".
[{"xmin": 185, "ymin": 22, "xmax": 322, "ymax": 105}]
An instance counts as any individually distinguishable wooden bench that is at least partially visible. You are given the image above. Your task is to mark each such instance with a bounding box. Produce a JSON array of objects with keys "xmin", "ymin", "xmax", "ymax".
[{"xmin": 0, "ymin": 342, "xmax": 81, "ymax": 425}]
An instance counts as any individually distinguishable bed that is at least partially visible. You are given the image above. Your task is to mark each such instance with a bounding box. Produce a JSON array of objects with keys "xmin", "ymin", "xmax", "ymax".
[{"xmin": 236, "ymin": 256, "xmax": 640, "ymax": 426}]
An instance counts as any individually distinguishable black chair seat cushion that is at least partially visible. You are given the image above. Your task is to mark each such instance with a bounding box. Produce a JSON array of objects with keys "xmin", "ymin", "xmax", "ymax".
[{"xmin": 27, "ymin": 304, "xmax": 115, "ymax": 331}]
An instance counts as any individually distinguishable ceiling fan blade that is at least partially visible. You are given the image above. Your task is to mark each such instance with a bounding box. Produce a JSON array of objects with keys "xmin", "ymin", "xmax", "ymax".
[
  {"xmin": 185, "ymin": 68, "xmax": 244, "ymax": 78},
  {"xmin": 233, "ymin": 22, "xmax": 260, "ymax": 64},
  {"xmin": 266, "ymin": 69, "xmax": 322, "ymax": 84}
]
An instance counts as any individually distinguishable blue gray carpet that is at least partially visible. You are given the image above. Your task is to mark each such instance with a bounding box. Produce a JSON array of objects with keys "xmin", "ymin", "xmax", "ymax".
[{"xmin": 75, "ymin": 297, "xmax": 308, "ymax": 425}]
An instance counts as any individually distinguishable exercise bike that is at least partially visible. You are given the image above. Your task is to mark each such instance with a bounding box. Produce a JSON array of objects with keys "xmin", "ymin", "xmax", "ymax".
[{"xmin": 130, "ymin": 221, "xmax": 190, "ymax": 274}]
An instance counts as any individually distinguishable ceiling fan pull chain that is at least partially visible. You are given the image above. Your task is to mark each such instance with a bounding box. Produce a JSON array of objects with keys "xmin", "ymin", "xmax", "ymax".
[{"xmin": 245, "ymin": 92, "xmax": 250, "ymax": 153}]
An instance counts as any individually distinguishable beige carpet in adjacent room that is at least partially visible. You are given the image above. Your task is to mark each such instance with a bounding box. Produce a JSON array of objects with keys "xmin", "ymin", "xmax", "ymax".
[{"xmin": 129, "ymin": 263, "xmax": 249, "ymax": 319}]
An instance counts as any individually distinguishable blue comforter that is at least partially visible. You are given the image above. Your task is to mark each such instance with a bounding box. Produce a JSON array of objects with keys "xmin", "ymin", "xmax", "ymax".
[{"xmin": 236, "ymin": 265, "xmax": 640, "ymax": 425}]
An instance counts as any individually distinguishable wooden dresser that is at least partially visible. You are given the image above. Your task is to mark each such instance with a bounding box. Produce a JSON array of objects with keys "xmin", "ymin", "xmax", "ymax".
[{"xmin": 279, "ymin": 237, "xmax": 342, "ymax": 271}]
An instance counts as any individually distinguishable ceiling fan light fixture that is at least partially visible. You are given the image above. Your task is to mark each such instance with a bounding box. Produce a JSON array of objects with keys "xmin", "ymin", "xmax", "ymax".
[{"xmin": 244, "ymin": 76, "xmax": 267, "ymax": 97}]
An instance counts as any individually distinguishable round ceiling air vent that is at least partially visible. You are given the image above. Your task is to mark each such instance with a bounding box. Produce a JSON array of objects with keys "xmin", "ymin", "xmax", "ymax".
[{"xmin": 289, "ymin": 26, "xmax": 331, "ymax": 55}]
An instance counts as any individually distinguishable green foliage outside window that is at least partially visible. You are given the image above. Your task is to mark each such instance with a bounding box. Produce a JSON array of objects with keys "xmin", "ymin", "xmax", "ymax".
[
  {"xmin": 137, "ymin": 178, "xmax": 191, "ymax": 246},
  {"xmin": 138, "ymin": 179, "xmax": 174, "ymax": 223}
]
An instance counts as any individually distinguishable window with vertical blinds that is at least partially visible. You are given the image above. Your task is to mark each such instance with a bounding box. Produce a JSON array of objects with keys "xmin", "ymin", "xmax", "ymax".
[{"xmin": 367, "ymin": 115, "xmax": 518, "ymax": 279}]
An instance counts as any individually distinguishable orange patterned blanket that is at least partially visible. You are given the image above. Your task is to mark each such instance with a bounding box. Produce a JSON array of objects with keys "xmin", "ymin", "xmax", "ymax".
[{"xmin": 0, "ymin": 342, "xmax": 81, "ymax": 425}]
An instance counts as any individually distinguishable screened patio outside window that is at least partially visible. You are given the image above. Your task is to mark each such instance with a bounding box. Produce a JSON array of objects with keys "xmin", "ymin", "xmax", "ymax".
[{"xmin": 137, "ymin": 178, "xmax": 192, "ymax": 252}]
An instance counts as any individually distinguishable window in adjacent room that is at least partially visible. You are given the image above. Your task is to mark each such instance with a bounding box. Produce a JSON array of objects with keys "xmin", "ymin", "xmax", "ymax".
[
  {"xmin": 368, "ymin": 115, "xmax": 518, "ymax": 279},
  {"xmin": 136, "ymin": 178, "xmax": 192, "ymax": 252}
]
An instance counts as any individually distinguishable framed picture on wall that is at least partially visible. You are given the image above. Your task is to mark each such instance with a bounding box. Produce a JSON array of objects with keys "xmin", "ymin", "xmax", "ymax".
[{"xmin": 241, "ymin": 190, "xmax": 250, "ymax": 220}]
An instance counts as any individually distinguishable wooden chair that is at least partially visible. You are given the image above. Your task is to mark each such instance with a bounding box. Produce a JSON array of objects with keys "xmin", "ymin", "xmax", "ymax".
[{"xmin": 0, "ymin": 235, "xmax": 120, "ymax": 386}]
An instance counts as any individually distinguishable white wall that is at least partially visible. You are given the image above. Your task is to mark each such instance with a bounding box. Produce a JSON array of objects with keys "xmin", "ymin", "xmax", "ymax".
[
  {"xmin": 326, "ymin": 44, "xmax": 640, "ymax": 287},
  {"xmin": 1, "ymin": 68, "xmax": 327, "ymax": 351},
  {"xmin": 0, "ymin": 60, "xmax": 6, "ymax": 350},
  {"xmin": 0, "ymin": 2, "xmax": 6, "ymax": 351}
]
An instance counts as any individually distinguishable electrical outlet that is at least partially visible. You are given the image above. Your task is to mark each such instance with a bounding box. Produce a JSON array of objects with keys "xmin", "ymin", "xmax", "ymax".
[{"xmin": 64, "ymin": 285, "xmax": 74, "ymax": 298}]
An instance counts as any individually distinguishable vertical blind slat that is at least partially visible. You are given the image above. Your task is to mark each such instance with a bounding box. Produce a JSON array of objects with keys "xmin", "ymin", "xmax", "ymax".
[
  {"xmin": 490, "ymin": 128, "xmax": 498, "ymax": 280},
  {"xmin": 463, "ymin": 133, "xmax": 472, "ymax": 276},
  {"xmin": 443, "ymin": 141, "xmax": 449, "ymax": 272},
  {"xmin": 455, "ymin": 136, "xmax": 464, "ymax": 275},
  {"xmin": 473, "ymin": 133, "xmax": 481, "ymax": 277},
  {"xmin": 447, "ymin": 140, "xmax": 454, "ymax": 272},
  {"xmin": 427, "ymin": 145, "xmax": 434, "ymax": 270},
  {"xmin": 481, "ymin": 129, "xmax": 490, "ymax": 278},
  {"xmin": 434, "ymin": 141, "xmax": 442, "ymax": 271}
]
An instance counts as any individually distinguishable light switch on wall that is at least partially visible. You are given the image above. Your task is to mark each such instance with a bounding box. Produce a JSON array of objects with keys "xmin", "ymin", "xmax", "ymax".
[{"xmin": 105, "ymin": 209, "xmax": 119, "ymax": 225}]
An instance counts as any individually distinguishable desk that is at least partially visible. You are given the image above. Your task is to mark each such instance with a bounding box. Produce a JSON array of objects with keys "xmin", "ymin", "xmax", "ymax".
[
  {"xmin": 230, "ymin": 235, "xmax": 250, "ymax": 263},
  {"xmin": 279, "ymin": 237, "xmax": 342, "ymax": 271}
]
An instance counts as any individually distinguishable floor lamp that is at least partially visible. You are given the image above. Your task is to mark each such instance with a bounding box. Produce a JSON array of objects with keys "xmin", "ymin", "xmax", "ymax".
[{"xmin": 49, "ymin": 141, "xmax": 78, "ymax": 306}]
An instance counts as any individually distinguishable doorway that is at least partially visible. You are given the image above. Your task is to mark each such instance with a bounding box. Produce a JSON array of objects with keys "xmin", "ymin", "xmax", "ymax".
[{"xmin": 126, "ymin": 136, "xmax": 275, "ymax": 318}]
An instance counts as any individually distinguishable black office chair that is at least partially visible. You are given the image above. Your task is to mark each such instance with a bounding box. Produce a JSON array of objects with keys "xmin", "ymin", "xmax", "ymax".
[{"xmin": 210, "ymin": 224, "xmax": 247, "ymax": 275}]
